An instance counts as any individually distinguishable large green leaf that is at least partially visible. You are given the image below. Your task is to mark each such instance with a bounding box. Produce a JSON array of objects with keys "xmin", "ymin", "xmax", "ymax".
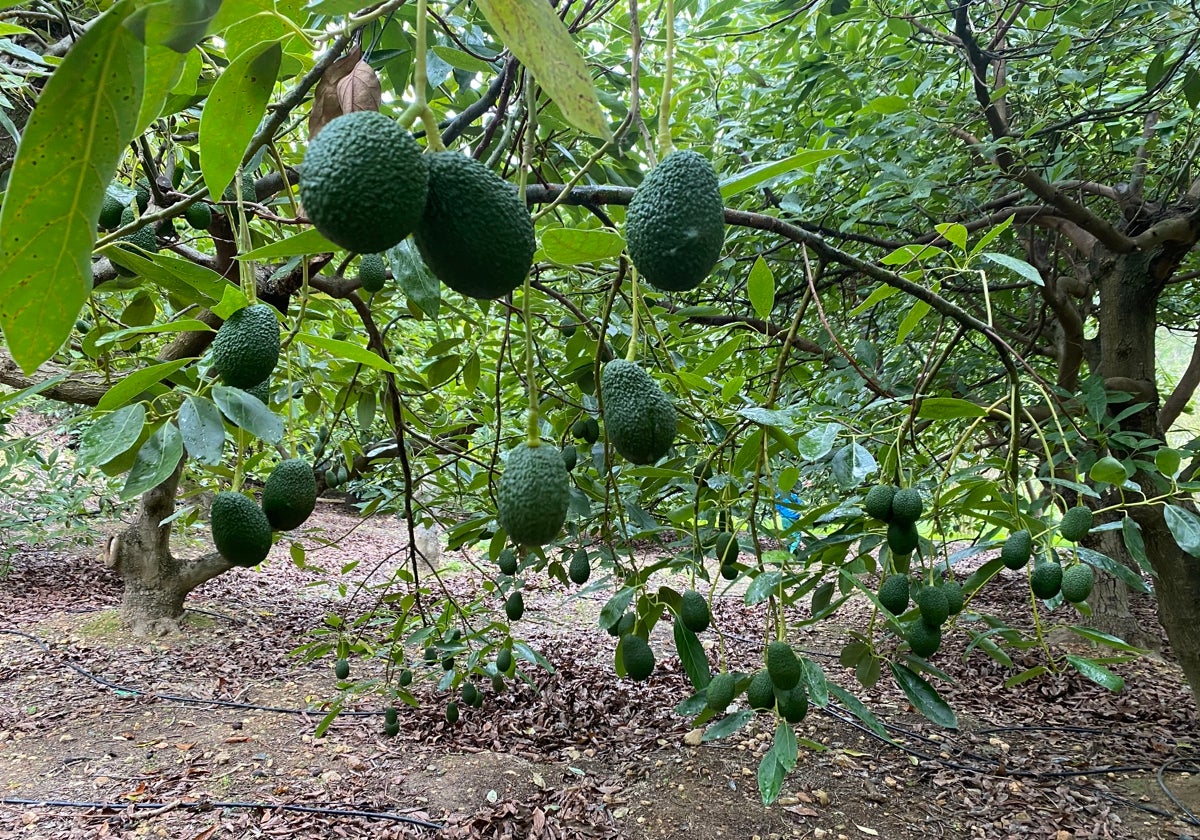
[
  {"xmin": 1073, "ymin": 547, "xmax": 1151, "ymax": 594},
  {"xmin": 1064, "ymin": 654, "xmax": 1125, "ymax": 692},
  {"xmin": 890, "ymin": 662, "xmax": 958, "ymax": 729},
  {"xmin": 297, "ymin": 334, "xmax": 399, "ymax": 373},
  {"xmin": 212, "ymin": 384, "xmax": 283, "ymax": 443},
  {"xmin": 757, "ymin": 750, "xmax": 784, "ymax": 806},
  {"xmin": 199, "ymin": 40, "xmax": 282, "ymax": 201},
  {"xmin": 672, "ymin": 617, "xmax": 711, "ymax": 690},
  {"xmin": 720, "ymin": 150, "xmax": 843, "ymax": 199},
  {"xmin": 746, "ymin": 255, "xmax": 775, "ymax": 320},
  {"xmin": 77, "ymin": 404, "xmax": 146, "ymax": 469},
  {"xmin": 97, "ymin": 358, "xmax": 197, "ymax": 411},
  {"xmin": 473, "ymin": 0, "xmax": 611, "ymax": 140},
  {"xmin": 177, "ymin": 394, "xmax": 226, "ymax": 465},
  {"xmin": 701, "ymin": 708, "xmax": 754, "ymax": 742},
  {"xmin": 0, "ymin": 0, "xmax": 145, "ymax": 373},
  {"xmin": 540, "ymin": 228, "xmax": 625, "ymax": 265},
  {"xmin": 238, "ymin": 228, "xmax": 338, "ymax": 260},
  {"xmin": 831, "ymin": 442, "xmax": 876, "ymax": 489},
  {"xmin": 1163, "ymin": 504, "xmax": 1200, "ymax": 557},
  {"xmin": 121, "ymin": 422, "xmax": 184, "ymax": 500}
]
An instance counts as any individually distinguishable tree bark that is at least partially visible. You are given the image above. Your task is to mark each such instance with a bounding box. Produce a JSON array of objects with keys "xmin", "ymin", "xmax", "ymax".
[{"xmin": 101, "ymin": 462, "xmax": 233, "ymax": 636}]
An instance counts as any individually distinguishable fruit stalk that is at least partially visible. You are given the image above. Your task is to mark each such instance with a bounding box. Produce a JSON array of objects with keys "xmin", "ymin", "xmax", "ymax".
[
  {"xmin": 521, "ymin": 79, "xmax": 540, "ymax": 444},
  {"xmin": 656, "ymin": 0, "xmax": 675, "ymax": 157}
]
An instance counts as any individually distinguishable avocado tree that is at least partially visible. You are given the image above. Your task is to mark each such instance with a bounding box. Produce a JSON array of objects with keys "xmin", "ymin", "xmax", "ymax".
[{"xmin": 0, "ymin": 0, "xmax": 1198, "ymax": 803}]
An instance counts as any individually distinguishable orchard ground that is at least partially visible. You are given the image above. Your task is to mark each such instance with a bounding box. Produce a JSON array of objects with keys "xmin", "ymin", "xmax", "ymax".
[{"xmin": 1, "ymin": 499, "xmax": 1198, "ymax": 839}]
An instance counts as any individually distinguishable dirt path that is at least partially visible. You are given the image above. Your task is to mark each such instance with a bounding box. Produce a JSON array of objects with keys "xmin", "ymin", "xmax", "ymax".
[{"xmin": 1, "ymin": 506, "xmax": 1197, "ymax": 839}]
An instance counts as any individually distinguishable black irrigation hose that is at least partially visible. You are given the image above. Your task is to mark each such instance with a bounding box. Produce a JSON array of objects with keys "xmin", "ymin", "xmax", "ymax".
[
  {"xmin": 0, "ymin": 797, "xmax": 444, "ymax": 830},
  {"xmin": 819, "ymin": 702, "xmax": 1200, "ymax": 827},
  {"xmin": 1158, "ymin": 758, "xmax": 1200, "ymax": 826},
  {"xmin": 0, "ymin": 628, "xmax": 379, "ymax": 718}
]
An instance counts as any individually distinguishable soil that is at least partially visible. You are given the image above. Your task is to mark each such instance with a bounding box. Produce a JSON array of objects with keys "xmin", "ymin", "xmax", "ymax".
[{"xmin": 1, "ymin": 498, "xmax": 1198, "ymax": 840}]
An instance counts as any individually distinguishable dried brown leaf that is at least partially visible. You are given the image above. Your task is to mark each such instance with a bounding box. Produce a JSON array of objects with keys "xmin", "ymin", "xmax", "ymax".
[
  {"xmin": 309, "ymin": 45, "xmax": 363, "ymax": 138},
  {"xmin": 336, "ymin": 60, "xmax": 382, "ymax": 115}
]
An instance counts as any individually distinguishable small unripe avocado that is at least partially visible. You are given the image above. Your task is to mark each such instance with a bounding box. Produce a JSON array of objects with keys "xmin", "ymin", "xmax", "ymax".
[
  {"xmin": 497, "ymin": 443, "xmax": 570, "ymax": 546},
  {"xmin": 573, "ymin": 416, "xmax": 600, "ymax": 444},
  {"xmin": 561, "ymin": 444, "xmax": 578, "ymax": 472},
  {"xmin": 1061, "ymin": 564, "xmax": 1094, "ymax": 603},
  {"xmin": 714, "ymin": 531, "xmax": 738, "ymax": 565},
  {"xmin": 915, "ymin": 586, "xmax": 949, "ymax": 626},
  {"xmin": 1030, "ymin": 561, "xmax": 1064, "ymax": 600},
  {"xmin": 1059, "ymin": 507, "xmax": 1094, "ymax": 542},
  {"xmin": 878, "ymin": 574, "xmax": 910, "ymax": 615},
  {"xmin": 906, "ymin": 621, "xmax": 941, "ymax": 658},
  {"xmin": 99, "ymin": 192, "xmax": 125, "ymax": 229},
  {"xmin": 621, "ymin": 634, "xmax": 655, "ymax": 681},
  {"xmin": 568, "ymin": 548, "xmax": 590, "ymax": 585},
  {"xmin": 399, "ymin": 669, "xmax": 413, "ymax": 686},
  {"xmin": 607, "ymin": 612, "xmax": 636, "ymax": 637},
  {"xmin": 505, "ymin": 591, "xmax": 525, "ymax": 621},
  {"xmin": 600, "ymin": 360, "xmax": 677, "ymax": 465},
  {"xmin": 497, "ymin": 548, "xmax": 518, "ymax": 576},
  {"xmin": 720, "ymin": 563, "xmax": 739, "ymax": 581},
  {"xmin": 766, "ymin": 641, "xmax": 800, "ymax": 691},
  {"xmin": 114, "ymin": 207, "xmax": 157, "ymax": 270},
  {"xmin": 445, "ymin": 701, "xmax": 459, "ymax": 724},
  {"xmin": 300, "ymin": 111, "xmax": 428, "ymax": 254},
  {"xmin": 423, "ymin": 645, "xmax": 437, "ymax": 665},
  {"xmin": 864, "ymin": 485, "xmax": 896, "ymax": 521},
  {"xmin": 210, "ymin": 491, "xmax": 273, "ymax": 567},
  {"xmin": 334, "ymin": 658, "xmax": 350, "ymax": 680},
  {"xmin": 705, "ymin": 672, "xmax": 737, "ymax": 711},
  {"xmin": 358, "ymin": 253, "xmax": 387, "ymax": 294},
  {"xmin": 941, "ymin": 580, "xmax": 965, "ymax": 615},
  {"xmin": 462, "ymin": 682, "xmax": 481, "ymax": 708},
  {"xmin": 890, "ymin": 488, "xmax": 924, "ymax": 524},
  {"xmin": 1001, "ymin": 530, "xmax": 1033, "ymax": 570},
  {"xmin": 184, "ymin": 201, "xmax": 212, "ymax": 230},
  {"xmin": 746, "ymin": 669, "xmax": 775, "ymax": 711},
  {"xmin": 776, "ymin": 684, "xmax": 809, "ymax": 724},
  {"xmin": 211, "ymin": 304, "xmax": 281, "ymax": 389},
  {"xmin": 679, "ymin": 589, "xmax": 710, "ymax": 633},
  {"xmin": 495, "ymin": 647, "xmax": 513, "ymax": 673},
  {"xmin": 887, "ymin": 520, "xmax": 919, "ymax": 556}
]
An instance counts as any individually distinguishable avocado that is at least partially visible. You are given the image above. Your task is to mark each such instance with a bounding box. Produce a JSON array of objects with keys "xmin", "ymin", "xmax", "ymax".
[
  {"xmin": 906, "ymin": 620, "xmax": 941, "ymax": 658},
  {"xmin": 706, "ymin": 672, "xmax": 737, "ymax": 711},
  {"xmin": 1059, "ymin": 507, "xmax": 1093, "ymax": 542},
  {"xmin": 561, "ymin": 444, "xmax": 578, "ymax": 471},
  {"xmin": 496, "ymin": 548, "xmax": 518, "ymax": 576},
  {"xmin": 445, "ymin": 700, "xmax": 459, "ymax": 724},
  {"xmin": 210, "ymin": 491, "xmax": 273, "ymax": 567},
  {"xmin": 1001, "ymin": 530, "xmax": 1033, "ymax": 570},
  {"xmin": 99, "ymin": 191, "xmax": 125, "ymax": 229},
  {"xmin": 607, "ymin": 611, "xmax": 636, "ymax": 637},
  {"xmin": 505, "ymin": 591, "xmax": 525, "ymax": 621},
  {"xmin": 890, "ymin": 488, "xmax": 924, "ymax": 524},
  {"xmin": 941, "ymin": 579, "xmax": 965, "ymax": 615},
  {"xmin": 714, "ymin": 531, "xmax": 738, "ymax": 565},
  {"xmin": 914, "ymin": 585, "xmax": 949, "ymax": 626},
  {"xmin": 679, "ymin": 589, "xmax": 710, "ymax": 633},
  {"xmin": 261, "ymin": 459, "xmax": 317, "ymax": 531},
  {"xmin": 766, "ymin": 640, "xmax": 800, "ymax": 691},
  {"xmin": 864, "ymin": 485, "xmax": 896, "ymax": 521},
  {"xmin": 497, "ymin": 442, "xmax": 570, "ymax": 546},
  {"xmin": 299, "ymin": 111, "xmax": 429, "ymax": 254},
  {"xmin": 877, "ymin": 573, "xmax": 910, "ymax": 615},
  {"xmin": 399, "ymin": 669, "xmax": 413, "ymax": 686},
  {"xmin": 211, "ymin": 304, "xmax": 280, "ymax": 389},
  {"xmin": 413, "ymin": 151, "xmax": 535, "ymax": 300},
  {"xmin": 776, "ymin": 684, "xmax": 809, "ymax": 724},
  {"xmin": 1030, "ymin": 561, "xmax": 1064, "ymax": 600},
  {"xmin": 1061, "ymin": 564, "xmax": 1094, "ymax": 603},
  {"xmin": 495, "ymin": 647, "xmax": 513, "ymax": 673},
  {"xmin": 568, "ymin": 547, "xmax": 590, "ymax": 585},
  {"xmin": 222, "ymin": 170, "xmax": 257, "ymax": 203},
  {"xmin": 621, "ymin": 634, "xmax": 655, "ymax": 681},
  {"xmin": 358, "ymin": 252, "xmax": 387, "ymax": 293},
  {"xmin": 600, "ymin": 360, "xmax": 677, "ymax": 465},
  {"xmin": 887, "ymin": 520, "xmax": 919, "ymax": 555},
  {"xmin": 114, "ymin": 207, "xmax": 157, "ymax": 269},
  {"xmin": 184, "ymin": 201, "xmax": 212, "ymax": 230},
  {"xmin": 334, "ymin": 658, "xmax": 350, "ymax": 680},
  {"xmin": 746, "ymin": 669, "xmax": 775, "ymax": 711},
  {"xmin": 625, "ymin": 150, "xmax": 725, "ymax": 292}
]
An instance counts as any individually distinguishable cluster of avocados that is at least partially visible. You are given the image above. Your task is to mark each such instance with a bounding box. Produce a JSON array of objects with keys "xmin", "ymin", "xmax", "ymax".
[
  {"xmin": 210, "ymin": 458, "xmax": 318, "ymax": 568},
  {"xmin": 731, "ymin": 641, "xmax": 809, "ymax": 723},
  {"xmin": 864, "ymin": 484, "xmax": 924, "ymax": 557},
  {"xmin": 298, "ymin": 110, "xmax": 535, "ymax": 302},
  {"xmin": 1000, "ymin": 506, "xmax": 1095, "ymax": 603},
  {"xmin": 99, "ymin": 175, "xmax": 218, "ymax": 272}
]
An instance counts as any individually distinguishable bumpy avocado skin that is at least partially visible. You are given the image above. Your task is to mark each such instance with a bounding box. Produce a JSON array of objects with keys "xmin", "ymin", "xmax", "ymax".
[
  {"xmin": 600, "ymin": 359, "xmax": 677, "ymax": 465},
  {"xmin": 211, "ymin": 304, "xmax": 280, "ymax": 389},
  {"xmin": 413, "ymin": 152, "xmax": 536, "ymax": 300},
  {"xmin": 261, "ymin": 459, "xmax": 318, "ymax": 531},
  {"xmin": 497, "ymin": 443, "xmax": 570, "ymax": 546},
  {"xmin": 625, "ymin": 150, "xmax": 726, "ymax": 292},
  {"xmin": 211, "ymin": 491, "xmax": 273, "ymax": 567},
  {"xmin": 299, "ymin": 111, "xmax": 428, "ymax": 254}
]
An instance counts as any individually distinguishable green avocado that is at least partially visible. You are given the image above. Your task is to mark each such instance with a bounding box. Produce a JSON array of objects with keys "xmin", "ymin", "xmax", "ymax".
[
  {"xmin": 413, "ymin": 151, "xmax": 535, "ymax": 300},
  {"xmin": 746, "ymin": 669, "xmax": 775, "ymax": 711},
  {"xmin": 334, "ymin": 658, "xmax": 350, "ymax": 680},
  {"xmin": 211, "ymin": 304, "xmax": 280, "ymax": 389},
  {"xmin": 706, "ymin": 672, "xmax": 737, "ymax": 711},
  {"xmin": 601, "ymin": 359, "xmax": 677, "ymax": 465},
  {"xmin": 776, "ymin": 684, "xmax": 809, "ymax": 724},
  {"xmin": 210, "ymin": 491, "xmax": 273, "ymax": 567},
  {"xmin": 568, "ymin": 547, "xmax": 590, "ymax": 585},
  {"xmin": 496, "ymin": 548, "xmax": 518, "ymax": 576},
  {"xmin": 99, "ymin": 191, "xmax": 125, "ymax": 230},
  {"xmin": 890, "ymin": 488, "xmax": 924, "ymax": 524},
  {"xmin": 261, "ymin": 459, "xmax": 317, "ymax": 531},
  {"xmin": 625, "ymin": 150, "xmax": 726, "ymax": 292},
  {"xmin": 497, "ymin": 442, "xmax": 570, "ymax": 546},
  {"xmin": 1061, "ymin": 564, "xmax": 1094, "ymax": 603},
  {"xmin": 887, "ymin": 520, "xmax": 919, "ymax": 555},
  {"xmin": 621, "ymin": 634, "xmax": 655, "ymax": 681},
  {"xmin": 766, "ymin": 640, "xmax": 800, "ymax": 691},
  {"xmin": 495, "ymin": 647, "xmax": 513, "ymax": 673},
  {"xmin": 906, "ymin": 620, "xmax": 941, "ymax": 658},
  {"xmin": 864, "ymin": 484, "xmax": 896, "ymax": 521},
  {"xmin": 1030, "ymin": 561, "xmax": 1064, "ymax": 600},
  {"xmin": 1059, "ymin": 506, "xmax": 1094, "ymax": 542},
  {"xmin": 914, "ymin": 585, "xmax": 949, "ymax": 626},
  {"xmin": 184, "ymin": 201, "xmax": 212, "ymax": 230},
  {"xmin": 877, "ymin": 573, "xmax": 910, "ymax": 615},
  {"xmin": 504, "ymin": 591, "xmax": 525, "ymax": 621},
  {"xmin": 299, "ymin": 111, "xmax": 428, "ymax": 254},
  {"xmin": 358, "ymin": 253, "xmax": 387, "ymax": 293},
  {"xmin": 1001, "ymin": 530, "xmax": 1033, "ymax": 570},
  {"xmin": 679, "ymin": 589, "xmax": 710, "ymax": 633}
]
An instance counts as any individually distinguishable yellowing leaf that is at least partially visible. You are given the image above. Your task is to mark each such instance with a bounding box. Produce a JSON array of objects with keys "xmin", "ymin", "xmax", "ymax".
[
  {"xmin": 0, "ymin": 0, "xmax": 145, "ymax": 373},
  {"xmin": 473, "ymin": 0, "xmax": 611, "ymax": 140}
]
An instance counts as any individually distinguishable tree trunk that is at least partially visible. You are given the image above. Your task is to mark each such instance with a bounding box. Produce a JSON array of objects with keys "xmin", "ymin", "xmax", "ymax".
[
  {"xmin": 101, "ymin": 462, "xmax": 233, "ymax": 636},
  {"xmin": 1081, "ymin": 527, "xmax": 1158, "ymax": 651},
  {"xmin": 1094, "ymin": 249, "xmax": 1200, "ymax": 707}
]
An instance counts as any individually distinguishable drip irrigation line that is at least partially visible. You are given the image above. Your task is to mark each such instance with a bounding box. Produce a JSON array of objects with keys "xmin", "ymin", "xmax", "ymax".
[
  {"xmin": 0, "ymin": 628, "xmax": 379, "ymax": 718},
  {"xmin": 0, "ymin": 797, "xmax": 443, "ymax": 830},
  {"xmin": 1158, "ymin": 758, "xmax": 1200, "ymax": 826}
]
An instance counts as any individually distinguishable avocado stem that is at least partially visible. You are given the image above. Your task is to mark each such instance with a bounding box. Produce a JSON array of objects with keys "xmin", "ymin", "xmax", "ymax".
[
  {"xmin": 626, "ymin": 268, "xmax": 640, "ymax": 362},
  {"xmin": 656, "ymin": 0, "xmax": 676, "ymax": 157},
  {"xmin": 521, "ymin": 79, "xmax": 540, "ymax": 446}
]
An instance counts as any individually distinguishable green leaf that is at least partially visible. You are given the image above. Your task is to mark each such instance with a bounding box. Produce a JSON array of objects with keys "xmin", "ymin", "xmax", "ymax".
[
  {"xmin": 1066, "ymin": 626, "xmax": 1147, "ymax": 654},
  {"xmin": 1120, "ymin": 516, "xmax": 1151, "ymax": 574},
  {"xmin": 881, "ymin": 243, "xmax": 945, "ymax": 265},
  {"xmin": 827, "ymin": 684, "xmax": 888, "ymax": 739},
  {"xmin": 121, "ymin": 422, "xmax": 184, "ymax": 500},
  {"xmin": 77, "ymin": 403, "xmax": 146, "ymax": 469},
  {"xmin": 238, "ymin": 227, "xmax": 338, "ymax": 260},
  {"xmin": 211, "ymin": 384, "xmax": 283, "ymax": 443},
  {"xmin": 127, "ymin": 0, "xmax": 222, "ymax": 53},
  {"xmin": 97, "ymin": 358, "xmax": 197, "ymax": 411},
  {"xmin": 93, "ymin": 318, "xmax": 214, "ymax": 349},
  {"xmin": 199, "ymin": 40, "xmax": 282, "ymax": 201},
  {"xmin": 540, "ymin": 227, "xmax": 626, "ymax": 265},
  {"xmin": 673, "ymin": 617, "xmax": 711, "ymax": 690},
  {"xmin": 473, "ymin": 0, "xmax": 611, "ymax": 140},
  {"xmin": 1163, "ymin": 504, "xmax": 1200, "ymax": 557},
  {"xmin": 297, "ymin": 334, "xmax": 399, "ymax": 373},
  {"xmin": 935, "ymin": 222, "xmax": 967, "ymax": 252},
  {"xmin": 177, "ymin": 395, "xmax": 226, "ymax": 465},
  {"xmin": 896, "ymin": 299, "xmax": 931, "ymax": 344},
  {"xmin": 744, "ymin": 570, "xmax": 782, "ymax": 605},
  {"xmin": 774, "ymin": 720, "xmax": 798, "ymax": 771},
  {"xmin": 981, "ymin": 252, "xmax": 1043, "ymax": 286},
  {"xmin": 757, "ymin": 750, "xmax": 785, "ymax": 806},
  {"xmin": 701, "ymin": 708, "xmax": 754, "ymax": 742},
  {"xmin": 1089, "ymin": 455, "xmax": 1129, "ymax": 485},
  {"xmin": 1003, "ymin": 665, "xmax": 1047, "ymax": 688},
  {"xmin": 431, "ymin": 44, "xmax": 498, "ymax": 74},
  {"xmin": 746, "ymin": 256, "xmax": 775, "ymax": 320},
  {"xmin": 831, "ymin": 442, "xmax": 876, "ymax": 489},
  {"xmin": 801, "ymin": 657, "xmax": 830, "ymax": 707},
  {"xmin": 917, "ymin": 397, "xmax": 988, "ymax": 419},
  {"xmin": 797, "ymin": 423, "xmax": 839, "ymax": 461},
  {"xmin": 598, "ymin": 587, "xmax": 635, "ymax": 630},
  {"xmin": 719, "ymin": 149, "xmax": 843, "ymax": 199},
  {"xmin": 386, "ymin": 240, "xmax": 439, "ymax": 319},
  {"xmin": 1064, "ymin": 654, "xmax": 1125, "ymax": 692},
  {"xmin": 889, "ymin": 662, "xmax": 958, "ymax": 729},
  {"xmin": 1155, "ymin": 448, "xmax": 1182, "ymax": 479},
  {"xmin": 848, "ymin": 283, "xmax": 901, "ymax": 316},
  {"xmin": 1074, "ymin": 547, "xmax": 1151, "ymax": 594},
  {"xmin": 0, "ymin": 0, "xmax": 145, "ymax": 373},
  {"xmin": 862, "ymin": 94, "xmax": 908, "ymax": 114},
  {"xmin": 969, "ymin": 214, "xmax": 1015, "ymax": 257}
]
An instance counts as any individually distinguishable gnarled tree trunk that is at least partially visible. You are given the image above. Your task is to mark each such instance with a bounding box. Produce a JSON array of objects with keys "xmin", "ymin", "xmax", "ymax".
[{"xmin": 101, "ymin": 462, "xmax": 233, "ymax": 636}]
